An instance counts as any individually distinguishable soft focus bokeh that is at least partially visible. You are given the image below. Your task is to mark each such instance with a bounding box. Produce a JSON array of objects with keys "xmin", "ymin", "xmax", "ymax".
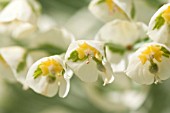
[{"xmin": 0, "ymin": 0, "xmax": 170, "ymax": 113}]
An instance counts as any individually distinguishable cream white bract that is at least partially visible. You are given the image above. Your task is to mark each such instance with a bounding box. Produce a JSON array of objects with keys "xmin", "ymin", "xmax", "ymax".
[
  {"xmin": 88, "ymin": 0, "xmax": 132, "ymax": 22},
  {"xmin": 95, "ymin": 20, "xmax": 147, "ymax": 47},
  {"xmin": 0, "ymin": 46, "xmax": 33, "ymax": 87},
  {"xmin": 148, "ymin": 3, "xmax": 170, "ymax": 45},
  {"xmin": 26, "ymin": 55, "xmax": 72, "ymax": 97},
  {"xmin": 0, "ymin": 0, "xmax": 41, "ymax": 38},
  {"xmin": 65, "ymin": 40, "xmax": 114, "ymax": 85},
  {"xmin": 126, "ymin": 43, "xmax": 170, "ymax": 85}
]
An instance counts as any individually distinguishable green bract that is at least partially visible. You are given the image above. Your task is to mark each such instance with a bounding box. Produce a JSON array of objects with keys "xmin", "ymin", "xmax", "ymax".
[
  {"xmin": 68, "ymin": 50, "xmax": 87, "ymax": 62},
  {"xmin": 68, "ymin": 50, "xmax": 79, "ymax": 62},
  {"xmin": 161, "ymin": 46, "xmax": 170, "ymax": 58},
  {"xmin": 153, "ymin": 14, "xmax": 165, "ymax": 30},
  {"xmin": 33, "ymin": 66, "xmax": 42, "ymax": 79}
]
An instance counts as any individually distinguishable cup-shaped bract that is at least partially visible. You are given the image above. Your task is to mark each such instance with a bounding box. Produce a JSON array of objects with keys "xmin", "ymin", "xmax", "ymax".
[
  {"xmin": 148, "ymin": 3, "xmax": 170, "ymax": 46},
  {"xmin": 88, "ymin": 0, "xmax": 132, "ymax": 22},
  {"xmin": 126, "ymin": 43, "xmax": 170, "ymax": 85},
  {"xmin": 65, "ymin": 40, "xmax": 114, "ymax": 85},
  {"xmin": 26, "ymin": 55, "xmax": 72, "ymax": 97}
]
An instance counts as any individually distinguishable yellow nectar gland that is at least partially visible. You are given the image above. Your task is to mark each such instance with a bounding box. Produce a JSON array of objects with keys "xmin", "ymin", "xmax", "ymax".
[
  {"xmin": 76, "ymin": 42, "xmax": 102, "ymax": 61},
  {"xmin": 162, "ymin": 6, "xmax": 170, "ymax": 23},
  {"xmin": 39, "ymin": 59, "xmax": 63, "ymax": 76},
  {"xmin": 138, "ymin": 45, "xmax": 163, "ymax": 64}
]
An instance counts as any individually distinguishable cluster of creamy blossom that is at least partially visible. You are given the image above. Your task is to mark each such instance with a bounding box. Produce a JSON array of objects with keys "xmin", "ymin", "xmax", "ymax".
[
  {"xmin": 126, "ymin": 3, "xmax": 170, "ymax": 85},
  {"xmin": 0, "ymin": 0, "xmax": 115, "ymax": 98},
  {"xmin": 1, "ymin": 0, "xmax": 170, "ymax": 99},
  {"xmin": 126, "ymin": 43, "xmax": 170, "ymax": 84},
  {"xmin": 0, "ymin": 0, "xmax": 41, "ymax": 38},
  {"xmin": 89, "ymin": 0, "xmax": 170, "ymax": 85}
]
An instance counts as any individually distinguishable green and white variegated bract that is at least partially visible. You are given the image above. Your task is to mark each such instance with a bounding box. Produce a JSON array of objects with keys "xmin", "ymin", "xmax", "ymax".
[
  {"xmin": 26, "ymin": 55, "xmax": 72, "ymax": 97},
  {"xmin": 148, "ymin": 3, "xmax": 170, "ymax": 46},
  {"xmin": 126, "ymin": 43, "xmax": 170, "ymax": 85},
  {"xmin": 65, "ymin": 40, "xmax": 114, "ymax": 86}
]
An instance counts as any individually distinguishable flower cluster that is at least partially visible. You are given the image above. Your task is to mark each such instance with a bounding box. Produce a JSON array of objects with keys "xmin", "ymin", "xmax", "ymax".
[{"xmin": 1, "ymin": 0, "xmax": 170, "ymax": 99}]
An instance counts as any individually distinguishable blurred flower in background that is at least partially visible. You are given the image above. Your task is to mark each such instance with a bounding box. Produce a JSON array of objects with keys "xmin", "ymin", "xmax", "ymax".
[
  {"xmin": 1, "ymin": 0, "xmax": 170, "ymax": 113},
  {"xmin": 0, "ymin": 0, "xmax": 41, "ymax": 38}
]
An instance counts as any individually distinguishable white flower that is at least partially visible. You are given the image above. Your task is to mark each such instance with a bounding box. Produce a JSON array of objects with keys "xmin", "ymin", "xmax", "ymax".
[
  {"xmin": 126, "ymin": 43, "xmax": 170, "ymax": 85},
  {"xmin": 0, "ymin": 0, "xmax": 41, "ymax": 38},
  {"xmin": 95, "ymin": 19, "xmax": 147, "ymax": 48},
  {"xmin": 8, "ymin": 22, "xmax": 36, "ymax": 38},
  {"xmin": 30, "ymin": 27, "xmax": 75, "ymax": 51},
  {"xmin": 65, "ymin": 40, "xmax": 114, "ymax": 85},
  {"xmin": 95, "ymin": 19, "xmax": 147, "ymax": 70},
  {"xmin": 0, "ymin": 46, "xmax": 33, "ymax": 87},
  {"xmin": 26, "ymin": 55, "xmax": 72, "ymax": 97},
  {"xmin": 148, "ymin": 3, "xmax": 170, "ymax": 45},
  {"xmin": 37, "ymin": 15, "xmax": 57, "ymax": 32},
  {"xmin": 88, "ymin": 0, "xmax": 132, "ymax": 22},
  {"xmin": 0, "ymin": 0, "xmax": 40, "ymax": 24},
  {"xmin": 27, "ymin": 27, "xmax": 75, "ymax": 61}
]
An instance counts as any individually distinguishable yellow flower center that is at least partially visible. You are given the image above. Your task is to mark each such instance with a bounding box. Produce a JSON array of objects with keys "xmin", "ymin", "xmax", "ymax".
[
  {"xmin": 105, "ymin": 0, "xmax": 128, "ymax": 18},
  {"xmin": 162, "ymin": 6, "xmax": 170, "ymax": 23},
  {"xmin": 106, "ymin": 0, "xmax": 114, "ymax": 12},
  {"xmin": 76, "ymin": 42, "xmax": 102, "ymax": 60},
  {"xmin": 39, "ymin": 59, "xmax": 63, "ymax": 76},
  {"xmin": 138, "ymin": 45, "xmax": 163, "ymax": 64}
]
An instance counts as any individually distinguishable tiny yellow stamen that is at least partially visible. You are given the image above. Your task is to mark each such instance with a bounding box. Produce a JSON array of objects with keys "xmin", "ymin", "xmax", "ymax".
[
  {"xmin": 39, "ymin": 59, "xmax": 63, "ymax": 76},
  {"xmin": 106, "ymin": 0, "xmax": 114, "ymax": 12},
  {"xmin": 76, "ymin": 47, "xmax": 85, "ymax": 59},
  {"xmin": 162, "ymin": 6, "xmax": 170, "ymax": 23},
  {"xmin": 138, "ymin": 54, "xmax": 148, "ymax": 64},
  {"xmin": 138, "ymin": 45, "xmax": 163, "ymax": 64},
  {"xmin": 76, "ymin": 42, "xmax": 101, "ymax": 60}
]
